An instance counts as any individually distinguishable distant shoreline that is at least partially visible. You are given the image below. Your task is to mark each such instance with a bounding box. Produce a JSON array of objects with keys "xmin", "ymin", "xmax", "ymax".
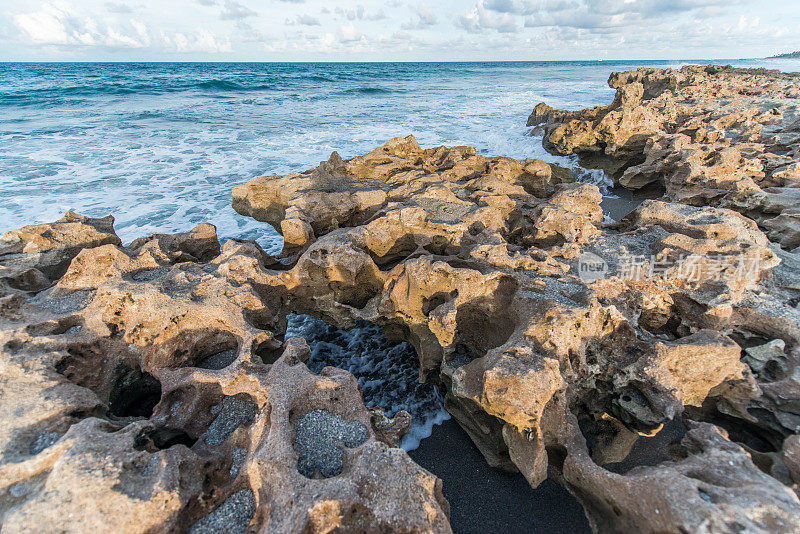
[{"xmin": 770, "ymin": 51, "xmax": 800, "ymax": 59}]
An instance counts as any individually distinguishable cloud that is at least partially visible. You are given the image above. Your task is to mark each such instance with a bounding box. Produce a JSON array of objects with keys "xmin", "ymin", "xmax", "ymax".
[
  {"xmin": 401, "ymin": 3, "xmax": 437, "ymax": 30},
  {"xmin": 336, "ymin": 5, "xmax": 365, "ymax": 20},
  {"xmin": 333, "ymin": 5, "xmax": 386, "ymax": 21},
  {"xmin": 13, "ymin": 1, "xmax": 235, "ymax": 54},
  {"xmin": 456, "ymin": 4, "xmax": 519, "ymax": 33},
  {"xmin": 219, "ymin": 1, "xmax": 257, "ymax": 21},
  {"xmin": 338, "ymin": 23, "xmax": 364, "ymax": 42},
  {"xmin": 165, "ymin": 28, "xmax": 232, "ymax": 52},
  {"xmin": 14, "ymin": 2, "xmax": 151, "ymax": 47},
  {"xmin": 482, "ymin": 0, "xmax": 520, "ymax": 14},
  {"xmin": 105, "ymin": 2, "xmax": 133, "ymax": 13},
  {"xmin": 456, "ymin": 0, "xmax": 742, "ymax": 34},
  {"xmin": 5, "ymin": 0, "xmax": 793, "ymax": 61},
  {"xmin": 287, "ymin": 14, "xmax": 322, "ymax": 26},
  {"xmin": 520, "ymin": 0, "xmax": 740, "ymax": 29}
]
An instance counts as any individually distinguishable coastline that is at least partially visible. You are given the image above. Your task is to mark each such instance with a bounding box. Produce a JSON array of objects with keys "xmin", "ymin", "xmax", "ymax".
[{"xmin": 1, "ymin": 63, "xmax": 800, "ymax": 532}]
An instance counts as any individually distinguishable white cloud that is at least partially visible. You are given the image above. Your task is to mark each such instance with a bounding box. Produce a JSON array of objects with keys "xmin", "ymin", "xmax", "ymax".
[
  {"xmin": 12, "ymin": 1, "xmax": 233, "ymax": 54},
  {"xmin": 456, "ymin": 3, "xmax": 519, "ymax": 33},
  {"xmin": 105, "ymin": 2, "xmax": 133, "ymax": 13},
  {"xmin": 333, "ymin": 5, "xmax": 386, "ymax": 21},
  {"xmin": 338, "ymin": 23, "xmax": 364, "ymax": 43},
  {"xmin": 14, "ymin": 2, "xmax": 151, "ymax": 47},
  {"xmin": 401, "ymin": 3, "xmax": 438, "ymax": 30},
  {"xmin": 219, "ymin": 0, "xmax": 257, "ymax": 21},
  {"xmin": 287, "ymin": 14, "xmax": 321, "ymax": 26},
  {"xmin": 2, "ymin": 0, "xmax": 797, "ymax": 61},
  {"xmin": 167, "ymin": 28, "xmax": 232, "ymax": 52}
]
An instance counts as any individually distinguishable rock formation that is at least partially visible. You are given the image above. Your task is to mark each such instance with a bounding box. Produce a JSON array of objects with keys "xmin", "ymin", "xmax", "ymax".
[
  {"xmin": 3, "ymin": 70, "xmax": 800, "ymax": 531},
  {"xmin": 531, "ymin": 65, "xmax": 800, "ymax": 253},
  {"xmin": 229, "ymin": 134, "xmax": 800, "ymax": 531},
  {"xmin": 0, "ymin": 215, "xmax": 449, "ymax": 533}
]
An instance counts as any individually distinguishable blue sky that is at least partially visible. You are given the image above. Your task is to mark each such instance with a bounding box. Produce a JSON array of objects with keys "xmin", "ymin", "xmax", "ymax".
[{"xmin": 0, "ymin": 0, "xmax": 797, "ymax": 61}]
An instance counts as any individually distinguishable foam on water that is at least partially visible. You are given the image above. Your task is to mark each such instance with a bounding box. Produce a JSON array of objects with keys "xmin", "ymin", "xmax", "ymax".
[
  {"xmin": 285, "ymin": 314, "xmax": 450, "ymax": 451},
  {"xmin": 0, "ymin": 60, "xmax": 642, "ymax": 250}
]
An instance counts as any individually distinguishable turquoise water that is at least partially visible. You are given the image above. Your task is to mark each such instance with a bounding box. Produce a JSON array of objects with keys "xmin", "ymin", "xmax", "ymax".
[{"xmin": 3, "ymin": 60, "xmax": 799, "ymax": 249}]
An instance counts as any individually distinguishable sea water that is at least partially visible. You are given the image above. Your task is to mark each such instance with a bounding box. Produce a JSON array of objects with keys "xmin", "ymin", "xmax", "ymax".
[{"xmin": 3, "ymin": 59, "xmax": 799, "ymax": 448}]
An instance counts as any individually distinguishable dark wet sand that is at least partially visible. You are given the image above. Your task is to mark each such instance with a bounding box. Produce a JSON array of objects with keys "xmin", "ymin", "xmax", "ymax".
[
  {"xmin": 601, "ymin": 183, "xmax": 665, "ymax": 222},
  {"xmin": 601, "ymin": 188, "xmax": 642, "ymax": 222},
  {"xmin": 409, "ymin": 419, "xmax": 592, "ymax": 534}
]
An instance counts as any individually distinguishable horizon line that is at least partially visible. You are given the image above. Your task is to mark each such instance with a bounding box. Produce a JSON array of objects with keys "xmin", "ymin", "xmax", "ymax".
[{"xmin": 0, "ymin": 57, "xmax": 768, "ymax": 64}]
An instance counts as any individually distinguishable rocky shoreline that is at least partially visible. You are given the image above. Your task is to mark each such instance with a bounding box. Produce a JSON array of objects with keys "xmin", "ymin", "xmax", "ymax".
[{"xmin": 2, "ymin": 65, "xmax": 800, "ymax": 533}]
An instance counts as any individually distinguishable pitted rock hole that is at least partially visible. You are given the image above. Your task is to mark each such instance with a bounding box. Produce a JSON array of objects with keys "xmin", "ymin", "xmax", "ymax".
[
  {"xmin": 454, "ymin": 302, "xmax": 515, "ymax": 355},
  {"xmin": 684, "ymin": 405, "xmax": 784, "ymax": 454},
  {"xmin": 197, "ymin": 349, "xmax": 238, "ymax": 370},
  {"xmin": 422, "ymin": 290, "xmax": 457, "ymax": 316},
  {"xmin": 251, "ymin": 335, "xmax": 283, "ymax": 365},
  {"xmin": 188, "ymin": 489, "xmax": 256, "ymax": 534},
  {"xmin": 295, "ymin": 410, "xmax": 369, "ymax": 478},
  {"xmin": 152, "ymin": 328, "xmax": 239, "ymax": 369},
  {"xmin": 33, "ymin": 290, "xmax": 95, "ymax": 315},
  {"xmin": 608, "ymin": 385, "xmax": 666, "ymax": 435},
  {"xmin": 368, "ymin": 234, "xmax": 419, "ymax": 271},
  {"xmin": 134, "ymin": 427, "xmax": 197, "ymax": 452},
  {"xmin": 109, "ymin": 367, "xmax": 162, "ymax": 418},
  {"xmin": 204, "ymin": 394, "xmax": 258, "ymax": 447}
]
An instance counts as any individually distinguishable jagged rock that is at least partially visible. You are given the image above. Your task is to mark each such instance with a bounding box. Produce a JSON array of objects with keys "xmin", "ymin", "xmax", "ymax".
[
  {"xmin": 0, "ymin": 212, "xmax": 121, "ymax": 295},
  {"xmin": 228, "ymin": 137, "xmax": 800, "ymax": 531},
  {"xmin": 232, "ymin": 134, "xmax": 575, "ymax": 253},
  {"xmin": 0, "ymin": 216, "xmax": 450, "ymax": 533},
  {"xmin": 533, "ymin": 65, "xmax": 800, "ymax": 250},
  {"xmin": 4, "ymin": 133, "xmax": 800, "ymax": 533},
  {"xmin": 557, "ymin": 420, "xmax": 800, "ymax": 533}
]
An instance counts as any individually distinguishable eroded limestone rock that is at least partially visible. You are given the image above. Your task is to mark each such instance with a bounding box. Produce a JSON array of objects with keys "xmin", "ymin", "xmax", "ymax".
[
  {"xmin": 229, "ymin": 137, "xmax": 800, "ymax": 531},
  {"xmin": 0, "ymin": 217, "xmax": 450, "ymax": 533},
  {"xmin": 3, "ymin": 131, "xmax": 800, "ymax": 532},
  {"xmin": 533, "ymin": 65, "xmax": 800, "ymax": 250}
]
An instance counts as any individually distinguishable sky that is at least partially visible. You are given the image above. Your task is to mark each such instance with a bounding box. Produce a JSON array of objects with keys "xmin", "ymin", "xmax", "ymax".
[{"xmin": 0, "ymin": 0, "xmax": 797, "ymax": 62}]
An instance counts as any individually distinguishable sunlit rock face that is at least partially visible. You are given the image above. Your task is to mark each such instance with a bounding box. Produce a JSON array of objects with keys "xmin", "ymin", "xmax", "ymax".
[
  {"xmin": 0, "ymin": 216, "xmax": 450, "ymax": 533},
  {"xmin": 231, "ymin": 134, "xmax": 800, "ymax": 531},
  {"xmin": 3, "ymin": 119, "xmax": 800, "ymax": 533},
  {"xmin": 532, "ymin": 64, "xmax": 800, "ymax": 252}
]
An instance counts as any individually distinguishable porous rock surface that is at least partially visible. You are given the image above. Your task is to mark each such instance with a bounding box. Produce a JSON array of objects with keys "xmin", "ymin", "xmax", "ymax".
[
  {"xmin": 0, "ymin": 217, "xmax": 449, "ymax": 533},
  {"xmin": 531, "ymin": 64, "xmax": 800, "ymax": 252},
  {"xmin": 3, "ymin": 125, "xmax": 800, "ymax": 532},
  {"xmin": 232, "ymin": 135, "xmax": 800, "ymax": 532}
]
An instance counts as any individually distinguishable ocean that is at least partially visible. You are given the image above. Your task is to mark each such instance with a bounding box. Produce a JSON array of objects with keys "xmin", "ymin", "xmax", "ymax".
[{"xmin": 3, "ymin": 59, "xmax": 799, "ymax": 448}]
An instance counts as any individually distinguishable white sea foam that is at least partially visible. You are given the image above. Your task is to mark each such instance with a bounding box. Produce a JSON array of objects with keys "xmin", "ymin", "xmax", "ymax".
[{"xmin": 0, "ymin": 61, "xmax": 623, "ymax": 247}]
